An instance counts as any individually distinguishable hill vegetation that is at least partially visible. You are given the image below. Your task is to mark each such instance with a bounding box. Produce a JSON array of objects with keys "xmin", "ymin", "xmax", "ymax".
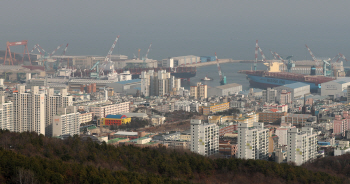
[{"xmin": 0, "ymin": 129, "xmax": 347, "ymax": 183}]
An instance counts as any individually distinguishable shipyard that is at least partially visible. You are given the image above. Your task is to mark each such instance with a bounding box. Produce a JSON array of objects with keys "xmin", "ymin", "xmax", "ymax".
[{"xmin": 3, "ymin": 0, "xmax": 350, "ymax": 182}]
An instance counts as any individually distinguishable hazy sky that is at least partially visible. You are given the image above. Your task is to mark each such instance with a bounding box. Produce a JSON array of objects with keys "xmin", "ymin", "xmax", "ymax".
[{"xmin": 1, "ymin": 1, "xmax": 350, "ymax": 60}]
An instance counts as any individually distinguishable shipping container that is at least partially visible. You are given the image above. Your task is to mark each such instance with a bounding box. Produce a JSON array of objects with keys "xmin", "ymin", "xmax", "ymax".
[
  {"xmin": 200, "ymin": 56, "xmax": 207, "ymax": 63},
  {"xmin": 208, "ymin": 56, "xmax": 216, "ymax": 61}
]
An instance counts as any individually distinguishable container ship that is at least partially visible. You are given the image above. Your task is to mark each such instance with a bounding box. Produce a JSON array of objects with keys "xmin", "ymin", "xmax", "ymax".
[{"xmin": 238, "ymin": 62, "xmax": 336, "ymax": 92}]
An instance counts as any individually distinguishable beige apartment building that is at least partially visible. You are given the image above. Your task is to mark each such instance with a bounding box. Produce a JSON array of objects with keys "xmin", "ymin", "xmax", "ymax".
[
  {"xmin": 190, "ymin": 82, "xmax": 207, "ymax": 99},
  {"xmin": 89, "ymin": 102, "xmax": 130, "ymax": 118}
]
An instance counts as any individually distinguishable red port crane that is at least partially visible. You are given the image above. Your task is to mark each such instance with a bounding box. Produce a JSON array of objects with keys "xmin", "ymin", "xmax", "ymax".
[{"xmin": 3, "ymin": 40, "xmax": 31, "ymax": 65}]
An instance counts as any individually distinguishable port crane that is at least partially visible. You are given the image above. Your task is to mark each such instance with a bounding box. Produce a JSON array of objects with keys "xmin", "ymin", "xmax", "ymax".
[
  {"xmin": 215, "ymin": 52, "xmax": 226, "ymax": 85},
  {"xmin": 102, "ymin": 36, "xmax": 120, "ymax": 72},
  {"xmin": 4, "ymin": 40, "xmax": 31, "ymax": 65},
  {"xmin": 54, "ymin": 43, "xmax": 69, "ymax": 70},
  {"xmin": 30, "ymin": 44, "xmax": 64, "ymax": 70},
  {"xmin": 142, "ymin": 43, "xmax": 152, "ymax": 68},
  {"xmin": 90, "ymin": 60, "xmax": 101, "ymax": 79},
  {"xmin": 305, "ymin": 44, "xmax": 334, "ymax": 76},
  {"xmin": 274, "ymin": 52, "xmax": 295, "ymax": 72},
  {"xmin": 254, "ymin": 40, "xmax": 269, "ymax": 71}
]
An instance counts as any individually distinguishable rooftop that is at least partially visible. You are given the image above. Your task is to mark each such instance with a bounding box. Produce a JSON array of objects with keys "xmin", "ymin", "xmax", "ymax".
[
  {"xmin": 215, "ymin": 83, "xmax": 242, "ymax": 90},
  {"xmin": 281, "ymin": 82, "xmax": 309, "ymax": 89},
  {"xmin": 116, "ymin": 79, "xmax": 141, "ymax": 85},
  {"xmin": 115, "ymin": 131, "xmax": 138, "ymax": 136},
  {"xmin": 333, "ymin": 77, "xmax": 350, "ymax": 84}
]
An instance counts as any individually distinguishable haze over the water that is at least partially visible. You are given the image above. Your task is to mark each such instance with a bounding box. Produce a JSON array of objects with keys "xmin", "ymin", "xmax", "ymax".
[{"xmin": 1, "ymin": 1, "xmax": 349, "ymax": 61}]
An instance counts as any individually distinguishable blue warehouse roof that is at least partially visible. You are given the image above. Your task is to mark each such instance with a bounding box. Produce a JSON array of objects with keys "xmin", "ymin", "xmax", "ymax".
[
  {"xmin": 116, "ymin": 79, "xmax": 141, "ymax": 85},
  {"xmin": 105, "ymin": 114, "xmax": 127, "ymax": 119},
  {"xmin": 282, "ymin": 82, "xmax": 309, "ymax": 89}
]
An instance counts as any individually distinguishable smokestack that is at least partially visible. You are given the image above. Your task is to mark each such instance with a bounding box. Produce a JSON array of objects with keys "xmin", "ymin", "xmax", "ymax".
[{"xmin": 302, "ymin": 94, "xmax": 307, "ymax": 114}]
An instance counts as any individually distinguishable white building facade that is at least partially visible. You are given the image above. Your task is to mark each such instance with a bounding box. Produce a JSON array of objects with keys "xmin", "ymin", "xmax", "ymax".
[
  {"xmin": 0, "ymin": 96, "xmax": 13, "ymax": 131},
  {"xmin": 52, "ymin": 107, "xmax": 80, "ymax": 137},
  {"xmin": 190, "ymin": 119, "xmax": 219, "ymax": 156},
  {"xmin": 45, "ymin": 88, "xmax": 73, "ymax": 137},
  {"xmin": 287, "ymin": 127, "xmax": 317, "ymax": 166},
  {"xmin": 237, "ymin": 122, "xmax": 269, "ymax": 160},
  {"xmin": 13, "ymin": 85, "xmax": 46, "ymax": 135}
]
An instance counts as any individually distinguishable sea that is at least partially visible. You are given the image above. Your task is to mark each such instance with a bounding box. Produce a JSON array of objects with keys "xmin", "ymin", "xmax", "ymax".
[
  {"xmin": 182, "ymin": 61, "xmax": 350, "ymax": 91},
  {"xmin": 182, "ymin": 62, "xmax": 267, "ymax": 91}
]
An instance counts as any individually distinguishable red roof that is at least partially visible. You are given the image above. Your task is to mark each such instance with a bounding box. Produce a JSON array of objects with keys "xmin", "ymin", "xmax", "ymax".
[{"xmin": 269, "ymin": 109, "xmax": 279, "ymax": 112}]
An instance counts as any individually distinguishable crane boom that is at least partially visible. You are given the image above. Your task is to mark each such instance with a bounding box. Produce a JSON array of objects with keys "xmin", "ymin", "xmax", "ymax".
[
  {"xmin": 215, "ymin": 52, "xmax": 223, "ymax": 81},
  {"xmin": 305, "ymin": 44, "xmax": 319, "ymax": 66},
  {"xmin": 339, "ymin": 53, "xmax": 348, "ymax": 62},
  {"xmin": 30, "ymin": 44, "xmax": 38, "ymax": 53},
  {"xmin": 274, "ymin": 52, "xmax": 285, "ymax": 63},
  {"xmin": 90, "ymin": 61, "xmax": 100, "ymax": 71},
  {"xmin": 258, "ymin": 47, "xmax": 267, "ymax": 63},
  {"xmin": 105, "ymin": 35, "xmax": 120, "ymax": 62},
  {"xmin": 62, "ymin": 43, "xmax": 68, "ymax": 56},
  {"xmin": 145, "ymin": 43, "xmax": 152, "ymax": 59},
  {"xmin": 270, "ymin": 50, "xmax": 277, "ymax": 60},
  {"xmin": 255, "ymin": 40, "xmax": 258, "ymax": 64},
  {"xmin": 50, "ymin": 44, "xmax": 63, "ymax": 57},
  {"xmin": 37, "ymin": 44, "xmax": 47, "ymax": 54}
]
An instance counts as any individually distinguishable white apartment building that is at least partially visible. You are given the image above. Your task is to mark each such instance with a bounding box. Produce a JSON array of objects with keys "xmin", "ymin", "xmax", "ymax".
[
  {"xmin": 190, "ymin": 119, "xmax": 219, "ymax": 156},
  {"xmin": 52, "ymin": 107, "xmax": 80, "ymax": 137},
  {"xmin": 89, "ymin": 101, "xmax": 130, "ymax": 118},
  {"xmin": 13, "ymin": 85, "xmax": 45, "ymax": 135},
  {"xmin": 141, "ymin": 70, "xmax": 181, "ymax": 97},
  {"xmin": 0, "ymin": 96, "xmax": 13, "ymax": 131},
  {"xmin": 237, "ymin": 122, "xmax": 269, "ymax": 160},
  {"xmin": 262, "ymin": 88, "xmax": 277, "ymax": 103},
  {"xmin": 287, "ymin": 127, "xmax": 317, "ymax": 166},
  {"xmin": 45, "ymin": 88, "xmax": 73, "ymax": 137}
]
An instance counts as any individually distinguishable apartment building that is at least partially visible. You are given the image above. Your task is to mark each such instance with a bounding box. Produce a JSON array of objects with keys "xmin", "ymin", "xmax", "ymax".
[
  {"xmin": 333, "ymin": 111, "xmax": 350, "ymax": 137},
  {"xmin": 235, "ymin": 112, "xmax": 259, "ymax": 127},
  {"xmin": 262, "ymin": 88, "xmax": 277, "ymax": 103},
  {"xmin": 190, "ymin": 82, "xmax": 207, "ymax": 99},
  {"xmin": 237, "ymin": 122, "xmax": 269, "ymax": 160},
  {"xmin": 89, "ymin": 102, "xmax": 130, "ymax": 118},
  {"xmin": 279, "ymin": 90, "xmax": 292, "ymax": 104},
  {"xmin": 262, "ymin": 104, "xmax": 288, "ymax": 112},
  {"xmin": 45, "ymin": 88, "xmax": 73, "ymax": 137},
  {"xmin": 190, "ymin": 119, "xmax": 219, "ymax": 156},
  {"xmin": 52, "ymin": 106, "xmax": 80, "ymax": 137},
  {"xmin": 79, "ymin": 111, "xmax": 93, "ymax": 125},
  {"xmin": 287, "ymin": 127, "xmax": 317, "ymax": 166},
  {"xmin": 202, "ymin": 102, "xmax": 230, "ymax": 115},
  {"xmin": 281, "ymin": 114, "xmax": 316, "ymax": 127},
  {"xmin": 258, "ymin": 112, "xmax": 287, "ymax": 123},
  {"xmin": 219, "ymin": 124, "xmax": 237, "ymax": 136},
  {"xmin": 0, "ymin": 96, "xmax": 13, "ymax": 131},
  {"xmin": 13, "ymin": 85, "xmax": 45, "ymax": 135},
  {"xmin": 140, "ymin": 70, "xmax": 181, "ymax": 97}
]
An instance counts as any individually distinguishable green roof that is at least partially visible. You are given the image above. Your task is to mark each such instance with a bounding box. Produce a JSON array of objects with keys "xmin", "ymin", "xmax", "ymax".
[{"xmin": 87, "ymin": 126, "xmax": 97, "ymax": 130}]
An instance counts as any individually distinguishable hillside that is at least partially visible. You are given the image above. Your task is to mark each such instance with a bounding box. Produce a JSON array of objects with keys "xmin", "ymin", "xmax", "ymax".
[{"xmin": 0, "ymin": 130, "xmax": 347, "ymax": 183}]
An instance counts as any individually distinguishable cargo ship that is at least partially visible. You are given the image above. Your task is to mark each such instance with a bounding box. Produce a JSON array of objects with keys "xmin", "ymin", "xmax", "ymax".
[{"xmin": 238, "ymin": 62, "xmax": 336, "ymax": 92}]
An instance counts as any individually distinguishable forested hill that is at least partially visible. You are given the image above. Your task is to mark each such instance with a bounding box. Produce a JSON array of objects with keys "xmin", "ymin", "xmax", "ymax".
[{"xmin": 0, "ymin": 130, "xmax": 347, "ymax": 183}]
